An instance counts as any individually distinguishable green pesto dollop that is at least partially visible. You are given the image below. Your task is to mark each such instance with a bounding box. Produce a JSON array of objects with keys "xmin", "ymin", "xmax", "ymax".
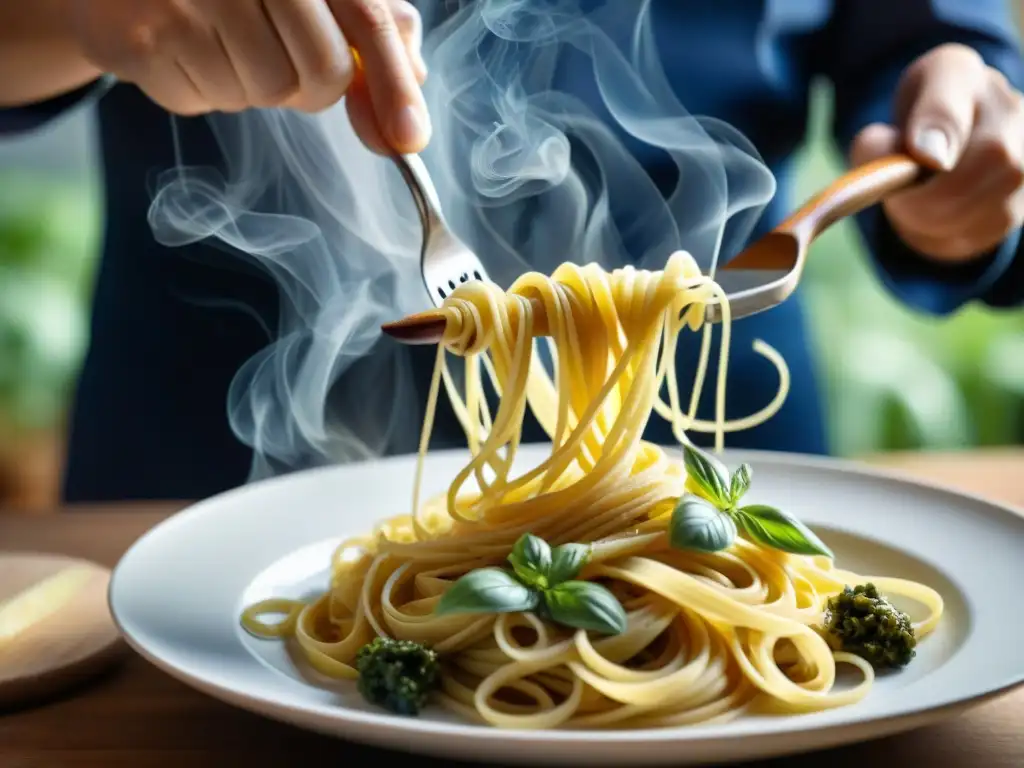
[{"xmin": 823, "ymin": 583, "xmax": 916, "ymax": 670}]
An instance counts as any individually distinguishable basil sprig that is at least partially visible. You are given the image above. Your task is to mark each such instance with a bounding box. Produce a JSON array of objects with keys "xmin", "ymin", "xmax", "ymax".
[
  {"xmin": 671, "ymin": 444, "xmax": 832, "ymax": 558},
  {"xmin": 434, "ymin": 533, "xmax": 627, "ymax": 636}
]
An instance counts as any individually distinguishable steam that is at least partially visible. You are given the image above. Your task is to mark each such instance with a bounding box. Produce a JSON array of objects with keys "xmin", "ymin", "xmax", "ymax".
[{"xmin": 148, "ymin": 0, "xmax": 775, "ymax": 483}]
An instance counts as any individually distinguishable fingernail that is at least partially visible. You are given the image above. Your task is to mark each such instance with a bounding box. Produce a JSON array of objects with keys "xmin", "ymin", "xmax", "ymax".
[
  {"xmin": 393, "ymin": 105, "xmax": 431, "ymax": 149},
  {"xmin": 914, "ymin": 127, "xmax": 954, "ymax": 170}
]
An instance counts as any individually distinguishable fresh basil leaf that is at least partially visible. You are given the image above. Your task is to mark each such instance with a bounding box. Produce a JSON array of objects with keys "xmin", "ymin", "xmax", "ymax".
[
  {"xmin": 730, "ymin": 463, "xmax": 752, "ymax": 503},
  {"xmin": 547, "ymin": 543, "xmax": 591, "ymax": 586},
  {"xmin": 682, "ymin": 443, "xmax": 731, "ymax": 507},
  {"xmin": 435, "ymin": 568, "xmax": 540, "ymax": 616},
  {"xmin": 737, "ymin": 504, "xmax": 834, "ymax": 558},
  {"xmin": 543, "ymin": 581, "xmax": 627, "ymax": 635},
  {"xmin": 669, "ymin": 495, "xmax": 737, "ymax": 552},
  {"xmin": 507, "ymin": 533, "xmax": 552, "ymax": 588}
]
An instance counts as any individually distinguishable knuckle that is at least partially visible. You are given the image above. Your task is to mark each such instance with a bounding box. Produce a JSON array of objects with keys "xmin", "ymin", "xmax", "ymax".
[
  {"xmin": 988, "ymin": 68, "xmax": 1012, "ymax": 94},
  {"xmin": 940, "ymin": 43, "xmax": 986, "ymax": 71},
  {"xmin": 352, "ymin": 0, "xmax": 398, "ymax": 37},
  {"xmin": 390, "ymin": 1, "xmax": 422, "ymax": 34},
  {"xmin": 306, "ymin": 50, "xmax": 356, "ymax": 92},
  {"xmin": 902, "ymin": 53, "xmax": 929, "ymax": 82},
  {"xmin": 116, "ymin": 5, "xmax": 194, "ymax": 64},
  {"xmin": 984, "ymin": 69, "xmax": 1021, "ymax": 111},
  {"xmin": 121, "ymin": 23, "xmax": 161, "ymax": 62}
]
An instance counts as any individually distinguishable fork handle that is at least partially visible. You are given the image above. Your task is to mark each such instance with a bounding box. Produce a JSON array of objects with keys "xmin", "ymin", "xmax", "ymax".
[
  {"xmin": 390, "ymin": 153, "xmax": 446, "ymax": 234},
  {"xmin": 780, "ymin": 154, "xmax": 926, "ymax": 242}
]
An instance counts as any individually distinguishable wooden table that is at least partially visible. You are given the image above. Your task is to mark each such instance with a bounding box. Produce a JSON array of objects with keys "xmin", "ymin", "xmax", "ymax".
[{"xmin": 2, "ymin": 449, "xmax": 1023, "ymax": 767}]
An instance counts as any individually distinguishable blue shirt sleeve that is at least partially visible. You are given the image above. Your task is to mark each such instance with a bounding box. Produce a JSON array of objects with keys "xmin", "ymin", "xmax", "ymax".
[
  {"xmin": 0, "ymin": 77, "xmax": 112, "ymax": 137},
  {"xmin": 824, "ymin": 0, "xmax": 1024, "ymax": 313}
]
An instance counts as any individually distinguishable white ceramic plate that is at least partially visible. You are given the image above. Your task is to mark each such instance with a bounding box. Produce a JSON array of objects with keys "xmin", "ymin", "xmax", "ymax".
[{"xmin": 109, "ymin": 448, "xmax": 1024, "ymax": 765}]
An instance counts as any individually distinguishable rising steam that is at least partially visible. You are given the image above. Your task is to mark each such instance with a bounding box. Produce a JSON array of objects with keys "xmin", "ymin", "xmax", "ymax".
[{"xmin": 147, "ymin": 0, "xmax": 776, "ymax": 483}]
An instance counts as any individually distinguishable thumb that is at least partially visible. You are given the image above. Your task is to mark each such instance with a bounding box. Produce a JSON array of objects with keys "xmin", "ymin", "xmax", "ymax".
[
  {"xmin": 897, "ymin": 45, "xmax": 985, "ymax": 171},
  {"xmin": 849, "ymin": 122, "xmax": 902, "ymax": 168}
]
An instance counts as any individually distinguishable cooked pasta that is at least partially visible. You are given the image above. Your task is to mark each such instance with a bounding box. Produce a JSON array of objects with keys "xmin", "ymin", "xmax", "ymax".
[{"xmin": 241, "ymin": 251, "xmax": 943, "ymax": 729}]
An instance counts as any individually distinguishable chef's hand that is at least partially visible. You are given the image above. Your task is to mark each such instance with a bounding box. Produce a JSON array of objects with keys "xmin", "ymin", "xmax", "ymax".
[
  {"xmin": 850, "ymin": 44, "xmax": 1024, "ymax": 262},
  {"xmin": 68, "ymin": 0, "xmax": 430, "ymax": 152}
]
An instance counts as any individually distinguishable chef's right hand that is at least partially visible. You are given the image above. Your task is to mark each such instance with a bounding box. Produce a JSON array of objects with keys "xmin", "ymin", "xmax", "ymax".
[{"xmin": 68, "ymin": 0, "xmax": 430, "ymax": 152}]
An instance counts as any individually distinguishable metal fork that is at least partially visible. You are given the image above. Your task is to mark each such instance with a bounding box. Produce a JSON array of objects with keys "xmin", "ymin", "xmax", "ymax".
[
  {"xmin": 391, "ymin": 154, "xmax": 493, "ymax": 307},
  {"xmin": 383, "ymin": 153, "xmax": 927, "ymax": 344}
]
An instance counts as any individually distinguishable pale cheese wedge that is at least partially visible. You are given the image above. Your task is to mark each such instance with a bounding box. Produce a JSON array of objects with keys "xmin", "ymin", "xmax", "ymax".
[{"xmin": 0, "ymin": 567, "xmax": 93, "ymax": 644}]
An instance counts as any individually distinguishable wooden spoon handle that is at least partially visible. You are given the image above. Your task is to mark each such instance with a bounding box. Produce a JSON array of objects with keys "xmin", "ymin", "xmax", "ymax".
[{"xmin": 780, "ymin": 154, "xmax": 925, "ymax": 242}]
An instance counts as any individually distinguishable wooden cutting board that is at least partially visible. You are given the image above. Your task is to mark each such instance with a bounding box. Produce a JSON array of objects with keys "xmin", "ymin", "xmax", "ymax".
[{"xmin": 0, "ymin": 552, "xmax": 125, "ymax": 709}]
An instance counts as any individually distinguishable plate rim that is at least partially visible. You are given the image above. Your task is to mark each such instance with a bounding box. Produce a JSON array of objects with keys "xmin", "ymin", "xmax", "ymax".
[{"xmin": 108, "ymin": 447, "xmax": 1024, "ymax": 749}]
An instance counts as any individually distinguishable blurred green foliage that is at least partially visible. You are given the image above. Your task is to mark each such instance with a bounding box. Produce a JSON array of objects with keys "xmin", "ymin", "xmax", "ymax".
[
  {"xmin": 0, "ymin": 173, "xmax": 99, "ymax": 431},
  {"xmin": 796, "ymin": 82, "xmax": 1024, "ymax": 455}
]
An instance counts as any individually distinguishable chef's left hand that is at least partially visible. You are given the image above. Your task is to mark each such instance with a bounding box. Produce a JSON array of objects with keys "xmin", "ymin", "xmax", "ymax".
[{"xmin": 850, "ymin": 43, "xmax": 1024, "ymax": 262}]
